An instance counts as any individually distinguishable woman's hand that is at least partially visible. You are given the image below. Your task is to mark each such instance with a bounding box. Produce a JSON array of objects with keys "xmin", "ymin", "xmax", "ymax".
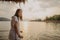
[
  {"xmin": 20, "ymin": 31, "xmax": 23, "ymax": 33},
  {"xmin": 18, "ymin": 35, "xmax": 23, "ymax": 38}
]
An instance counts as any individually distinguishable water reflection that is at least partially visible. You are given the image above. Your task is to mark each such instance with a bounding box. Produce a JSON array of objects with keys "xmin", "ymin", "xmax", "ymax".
[{"xmin": 22, "ymin": 21, "xmax": 29, "ymax": 32}]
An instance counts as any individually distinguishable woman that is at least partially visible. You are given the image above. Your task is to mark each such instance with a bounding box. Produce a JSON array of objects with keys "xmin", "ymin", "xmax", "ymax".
[{"xmin": 9, "ymin": 9, "xmax": 23, "ymax": 40}]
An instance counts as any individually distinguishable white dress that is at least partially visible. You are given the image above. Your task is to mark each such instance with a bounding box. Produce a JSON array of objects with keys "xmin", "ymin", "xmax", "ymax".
[{"xmin": 9, "ymin": 16, "xmax": 20, "ymax": 40}]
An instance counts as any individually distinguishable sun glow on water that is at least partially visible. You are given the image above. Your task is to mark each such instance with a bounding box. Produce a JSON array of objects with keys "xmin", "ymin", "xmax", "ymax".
[{"xmin": 22, "ymin": 21, "xmax": 29, "ymax": 32}]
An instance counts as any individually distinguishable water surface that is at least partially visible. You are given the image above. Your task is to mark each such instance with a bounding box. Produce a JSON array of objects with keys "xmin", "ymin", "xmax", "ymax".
[{"xmin": 0, "ymin": 21, "xmax": 60, "ymax": 40}]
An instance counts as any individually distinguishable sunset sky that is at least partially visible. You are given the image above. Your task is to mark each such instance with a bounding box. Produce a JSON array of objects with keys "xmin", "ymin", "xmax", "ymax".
[{"xmin": 0, "ymin": 0, "xmax": 60, "ymax": 20}]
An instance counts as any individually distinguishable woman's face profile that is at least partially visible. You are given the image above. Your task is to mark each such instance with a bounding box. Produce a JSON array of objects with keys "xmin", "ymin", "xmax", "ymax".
[{"xmin": 18, "ymin": 10, "xmax": 22, "ymax": 17}]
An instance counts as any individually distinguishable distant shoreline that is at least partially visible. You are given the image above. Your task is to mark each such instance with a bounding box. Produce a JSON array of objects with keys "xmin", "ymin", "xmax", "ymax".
[
  {"xmin": 0, "ymin": 17, "xmax": 10, "ymax": 21},
  {"xmin": 44, "ymin": 20, "xmax": 60, "ymax": 23},
  {"xmin": 0, "ymin": 20, "xmax": 60, "ymax": 23},
  {"xmin": 0, "ymin": 20, "xmax": 10, "ymax": 21},
  {"xmin": 29, "ymin": 20, "xmax": 60, "ymax": 23}
]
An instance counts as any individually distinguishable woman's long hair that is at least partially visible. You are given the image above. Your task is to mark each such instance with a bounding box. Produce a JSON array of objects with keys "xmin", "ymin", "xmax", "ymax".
[{"xmin": 14, "ymin": 9, "xmax": 22, "ymax": 20}]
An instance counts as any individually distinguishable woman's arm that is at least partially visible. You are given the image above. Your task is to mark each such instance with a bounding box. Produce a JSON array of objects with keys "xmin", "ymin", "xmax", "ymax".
[
  {"xmin": 14, "ymin": 21, "xmax": 23, "ymax": 38},
  {"xmin": 14, "ymin": 22, "xmax": 20, "ymax": 37}
]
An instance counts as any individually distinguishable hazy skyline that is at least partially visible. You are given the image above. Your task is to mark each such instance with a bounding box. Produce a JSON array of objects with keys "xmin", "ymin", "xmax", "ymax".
[{"xmin": 0, "ymin": 0, "xmax": 60, "ymax": 20}]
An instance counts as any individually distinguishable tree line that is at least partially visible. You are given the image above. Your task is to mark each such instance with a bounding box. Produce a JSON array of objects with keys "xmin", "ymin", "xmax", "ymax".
[{"xmin": 45, "ymin": 15, "xmax": 60, "ymax": 21}]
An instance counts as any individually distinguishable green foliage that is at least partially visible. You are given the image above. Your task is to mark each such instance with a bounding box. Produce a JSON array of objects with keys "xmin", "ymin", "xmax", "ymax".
[{"xmin": 45, "ymin": 15, "xmax": 60, "ymax": 21}]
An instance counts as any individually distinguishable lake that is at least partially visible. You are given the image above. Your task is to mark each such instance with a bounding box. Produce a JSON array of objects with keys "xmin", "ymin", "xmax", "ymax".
[{"xmin": 0, "ymin": 21, "xmax": 60, "ymax": 40}]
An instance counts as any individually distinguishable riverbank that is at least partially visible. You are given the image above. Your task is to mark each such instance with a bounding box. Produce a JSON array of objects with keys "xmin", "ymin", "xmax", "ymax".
[
  {"xmin": 44, "ymin": 20, "xmax": 60, "ymax": 23},
  {"xmin": 29, "ymin": 20, "xmax": 60, "ymax": 23}
]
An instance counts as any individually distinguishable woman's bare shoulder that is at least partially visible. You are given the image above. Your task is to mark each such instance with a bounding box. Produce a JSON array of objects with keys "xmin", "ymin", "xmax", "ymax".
[
  {"xmin": 12, "ymin": 16, "xmax": 16, "ymax": 18},
  {"xmin": 12, "ymin": 16, "xmax": 17, "ymax": 20},
  {"xmin": 12, "ymin": 16, "xmax": 18, "ymax": 22}
]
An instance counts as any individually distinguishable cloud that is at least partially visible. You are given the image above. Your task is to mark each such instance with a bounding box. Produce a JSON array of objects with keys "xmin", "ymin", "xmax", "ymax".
[
  {"xmin": 37, "ymin": 0, "xmax": 60, "ymax": 8},
  {"xmin": 0, "ymin": 2, "xmax": 18, "ymax": 19}
]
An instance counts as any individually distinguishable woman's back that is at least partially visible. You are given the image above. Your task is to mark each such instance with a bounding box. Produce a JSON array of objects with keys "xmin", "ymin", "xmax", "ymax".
[{"xmin": 9, "ymin": 16, "xmax": 20, "ymax": 40}]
